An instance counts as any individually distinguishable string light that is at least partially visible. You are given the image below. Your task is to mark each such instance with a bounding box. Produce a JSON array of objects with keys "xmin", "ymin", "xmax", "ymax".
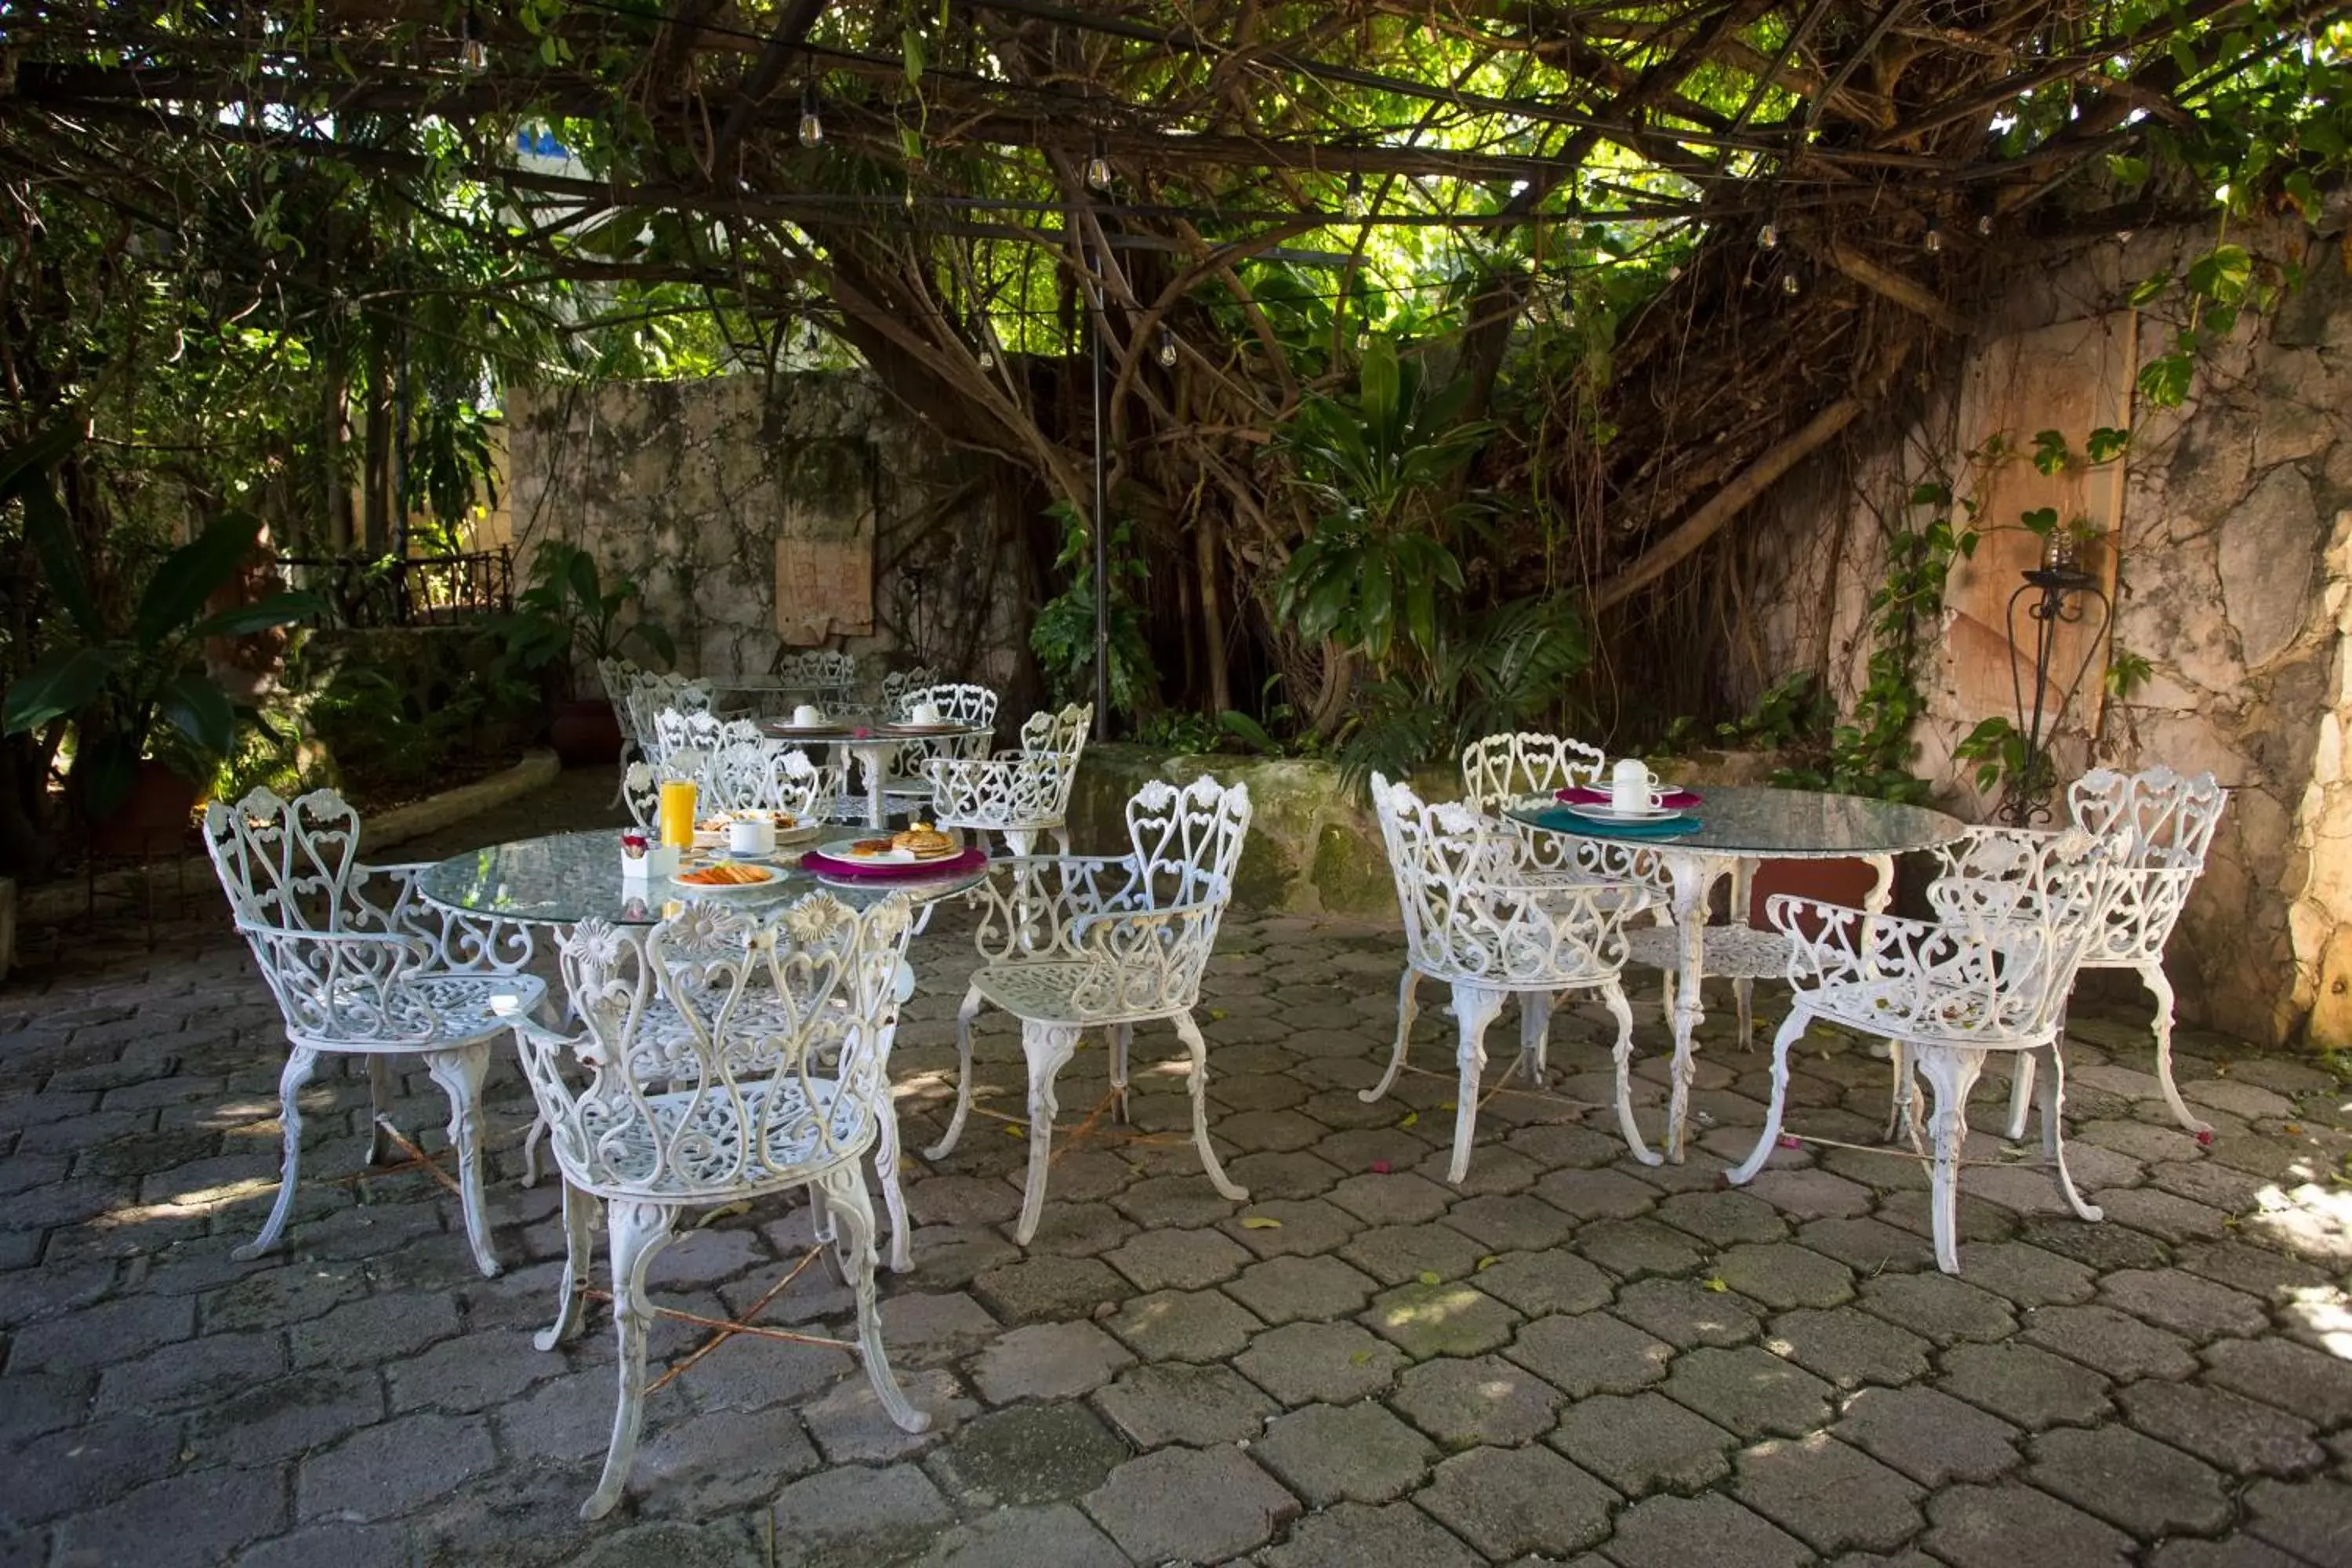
[
  {"xmin": 798, "ymin": 82, "xmax": 823, "ymax": 147},
  {"xmin": 1976, "ymin": 213, "xmax": 1994, "ymax": 236},
  {"xmin": 1356, "ymin": 325, "xmax": 1370, "ymax": 350},
  {"xmin": 1923, "ymin": 216, "xmax": 1943, "ymax": 253},
  {"xmin": 1086, "ymin": 137, "xmax": 1112, "ymax": 190},
  {"xmin": 1156, "ymin": 325, "xmax": 1178, "ymax": 368},
  {"xmin": 977, "ymin": 343, "xmax": 995, "ymax": 370},
  {"xmin": 1344, "ymin": 171, "xmax": 1365, "ymax": 217},
  {"xmin": 458, "ymin": 6, "xmax": 488, "ymax": 74},
  {"xmin": 1757, "ymin": 221, "xmax": 1779, "ymax": 249},
  {"xmin": 1780, "ymin": 270, "xmax": 1800, "ymax": 296}
]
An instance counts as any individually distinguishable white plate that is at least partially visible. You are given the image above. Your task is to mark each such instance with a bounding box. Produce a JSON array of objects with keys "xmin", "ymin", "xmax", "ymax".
[
  {"xmin": 818, "ymin": 837, "xmax": 916, "ymax": 866},
  {"xmin": 1562, "ymin": 801, "xmax": 1685, "ymax": 824}
]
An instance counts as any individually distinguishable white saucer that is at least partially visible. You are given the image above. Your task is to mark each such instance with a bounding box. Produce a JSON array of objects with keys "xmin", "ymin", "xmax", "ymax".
[
  {"xmin": 1562, "ymin": 801, "xmax": 1685, "ymax": 824},
  {"xmin": 818, "ymin": 837, "xmax": 916, "ymax": 866}
]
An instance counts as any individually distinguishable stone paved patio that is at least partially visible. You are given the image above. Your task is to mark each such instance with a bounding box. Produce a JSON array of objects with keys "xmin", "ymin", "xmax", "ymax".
[{"xmin": 5, "ymin": 774, "xmax": 2352, "ymax": 1566}]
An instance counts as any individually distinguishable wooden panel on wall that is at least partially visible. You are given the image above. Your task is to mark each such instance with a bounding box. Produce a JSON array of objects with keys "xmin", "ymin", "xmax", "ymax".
[
  {"xmin": 773, "ymin": 438, "xmax": 876, "ymax": 644},
  {"xmin": 1941, "ymin": 314, "xmax": 2136, "ymax": 731}
]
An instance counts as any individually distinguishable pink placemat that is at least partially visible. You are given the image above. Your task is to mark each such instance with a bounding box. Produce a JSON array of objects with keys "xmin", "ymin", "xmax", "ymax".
[
  {"xmin": 800, "ymin": 845, "xmax": 989, "ymax": 880},
  {"xmin": 1557, "ymin": 784, "xmax": 1703, "ymax": 809}
]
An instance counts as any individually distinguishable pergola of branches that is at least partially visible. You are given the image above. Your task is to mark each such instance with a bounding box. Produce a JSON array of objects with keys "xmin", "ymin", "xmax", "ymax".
[{"xmin": 4, "ymin": 0, "xmax": 2342, "ymax": 728}]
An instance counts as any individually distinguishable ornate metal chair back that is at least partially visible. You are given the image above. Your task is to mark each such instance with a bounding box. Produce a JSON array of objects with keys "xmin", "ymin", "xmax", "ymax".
[
  {"xmin": 519, "ymin": 894, "xmax": 914, "ymax": 1200},
  {"xmin": 2067, "ymin": 766, "xmax": 2226, "ymax": 964}
]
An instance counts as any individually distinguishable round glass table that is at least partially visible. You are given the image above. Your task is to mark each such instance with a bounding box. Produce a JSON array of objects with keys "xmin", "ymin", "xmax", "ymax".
[
  {"xmin": 759, "ymin": 720, "xmax": 994, "ymax": 829},
  {"xmin": 1508, "ymin": 786, "xmax": 1964, "ymax": 1163},
  {"xmin": 415, "ymin": 829, "xmax": 989, "ymax": 927}
]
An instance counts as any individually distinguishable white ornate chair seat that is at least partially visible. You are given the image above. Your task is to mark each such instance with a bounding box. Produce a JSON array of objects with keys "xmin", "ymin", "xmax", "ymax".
[
  {"xmin": 1624, "ymin": 924, "xmax": 1792, "ymax": 983},
  {"xmin": 1364, "ymin": 775, "xmax": 1655, "ymax": 1181},
  {"xmin": 506, "ymin": 896, "xmax": 927, "ymax": 1519},
  {"xmin": 930, "ymin": 775, "xmax": 1254, "ymax": 1244},
  {"xmin": 570, "ymin": 1080, "xmax": 871, "ymax": 1199},
  {"xmin": 1730, "ymin": 827, "xmax": 2122, "ymax": 1274},
  {"xmin": 205, "ymin": 787, "xmax": 544, "ymax": 1279}
]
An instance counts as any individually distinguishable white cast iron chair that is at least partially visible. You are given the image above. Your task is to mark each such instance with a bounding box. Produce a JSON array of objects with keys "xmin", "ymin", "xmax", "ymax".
[
  {"xmin": 2001, "ymin": 765, "xmax": 2227, "ymax": 1140},
  {"xmin": 927, "ymin": 775, "xmax": 1253, "ymax": 1243},
  {"xmin": 1730, "ymin": 826, "xmax": 2120, "ymax": 1274},
  {"xmin": 926, "ymin": 702, "xmax": 1092, "ymax": 858},
  {"xmin": 205, "ymin": 787, "xmax": 545, "ymax": 1276},
  {"xmin": 623, "ymin": 743, "xmax": 839, "ymax": 825},
  {"xmin": 504, "ymin": 894, "xmax": 927, "ymax": 1519},
  {"xmin": 775, "ymin": 648, "xmax": 859, "ymax": 708},
  {"xmin": 620, "ymin": 674, "xmax": 710, "ymax": 770},
  {"xmin": 880, "ymin": 664, "xmax": 944, "ymax": 713},
  {"xmin": 856, "ymin": 680, "xmax": 1000, "ymax": 821},
  {"xmin": 1364, "ymin": 775, "xmax": 1657, "ymax": 1181}
]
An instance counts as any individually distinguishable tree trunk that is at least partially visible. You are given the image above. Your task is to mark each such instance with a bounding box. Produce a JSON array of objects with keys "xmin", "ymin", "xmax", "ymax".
[
  {"xmin": 361, "ymin": 339, "xmax": 392, "ymax": 557},
  {"xmin": 321, "ymin": 337, "xmax": 352, "ymax": 551},
  {"xmin": 1194, "ymin": 510, "xmax": 1232, "ymax": 716}
]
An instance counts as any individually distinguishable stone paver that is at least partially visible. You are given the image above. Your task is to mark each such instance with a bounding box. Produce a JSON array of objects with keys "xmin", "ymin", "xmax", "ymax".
[
  {"xmin": 1082, "ymin": 1444, "xmax": 1299, "ymax": 1563},
  {"xmin": 2, "ymin": 828, "xmax": 2347, "ymax": 1568},
  {"xmin": 1416, "ymin": 1444, "xmax": 1617, "ymax": 1559},
  {"xmin": 1252, "ymin": 1400, "xmax": 1436, "ymax": 1504}
]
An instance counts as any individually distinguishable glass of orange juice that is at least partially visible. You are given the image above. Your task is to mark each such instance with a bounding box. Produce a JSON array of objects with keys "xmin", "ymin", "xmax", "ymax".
[{"xmin": 658, "ymin": 779, "xmax": 699, "ymax": 849}]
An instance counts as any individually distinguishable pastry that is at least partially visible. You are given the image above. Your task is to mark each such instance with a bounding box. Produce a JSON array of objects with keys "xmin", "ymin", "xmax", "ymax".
[
  {"xmin": 892, "ymin": 823, "xmax": 957, "ymax": 860},
  {"xmin": 678, "ymin": 862, "xmax": 771, "ymax": 887},
  {"xmin": 848, "ymin": 838, "xmax": 896, "ymax": 858}
]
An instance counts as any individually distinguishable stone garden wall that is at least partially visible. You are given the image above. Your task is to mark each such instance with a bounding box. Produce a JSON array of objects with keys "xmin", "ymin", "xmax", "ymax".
[
  {"xmin": 504, "ymin": 372, "xmax": 1037, "ymax": 697},
  {"xmin": 1740, "ymin": 214, "xmax": 2352, "ymax": 1047}
]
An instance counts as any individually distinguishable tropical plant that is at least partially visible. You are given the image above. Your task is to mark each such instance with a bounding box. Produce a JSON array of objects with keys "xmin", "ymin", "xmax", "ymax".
[
  {"xmin": 499, "ymin": 540, "xmax": 675, "ymax": 698},
  {"xmin": 1029, "ymin": 502, "xmax": 1156, "ymax": 718},
  {"xmin": 0, "ymin": 426, "xmax": 320, "ymax": 815}
]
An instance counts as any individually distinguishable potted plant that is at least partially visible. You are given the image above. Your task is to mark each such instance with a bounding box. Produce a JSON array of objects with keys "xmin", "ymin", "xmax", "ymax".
[
  {"xmin": 1, "ymin": 425, "xmax": 321, "ymax": 855},
  {"xmin": 499, "ymin": 540, "xmax": 674, "ymax": 767}
]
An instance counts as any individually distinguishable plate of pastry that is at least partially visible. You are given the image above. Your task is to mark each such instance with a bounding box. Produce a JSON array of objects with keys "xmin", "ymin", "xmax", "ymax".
[{"xmin": 669, "ymin": 861, "xmax": 782, "ymax": 898}]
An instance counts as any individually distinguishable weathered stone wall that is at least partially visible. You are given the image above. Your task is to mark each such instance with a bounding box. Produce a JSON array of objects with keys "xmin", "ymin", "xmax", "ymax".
[
  {"xmin": 504, "ymin": 372, "xmax": 1036, "ymax": 695},
  {"xmin": 1742, "ymin": 216, "xmax": 2352, "ymax": 1047}
]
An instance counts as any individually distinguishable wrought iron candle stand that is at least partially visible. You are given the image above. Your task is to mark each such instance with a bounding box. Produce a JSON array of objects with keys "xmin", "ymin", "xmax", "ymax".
[{"xmin": 1998, "ymin": 554, "xmax": 2109, "ymax": 826}]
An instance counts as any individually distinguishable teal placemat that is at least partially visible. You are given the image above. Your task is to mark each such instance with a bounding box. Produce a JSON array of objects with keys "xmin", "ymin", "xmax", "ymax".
[{"xmin": 1526, "ymin": 806, "xmax": 1704, "ymax": 839}]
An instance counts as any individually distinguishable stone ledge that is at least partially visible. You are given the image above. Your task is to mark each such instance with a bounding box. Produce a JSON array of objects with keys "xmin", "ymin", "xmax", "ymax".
[{"xmin": 17, "ymin": 749, "xmax": 563, "ymax": 931}]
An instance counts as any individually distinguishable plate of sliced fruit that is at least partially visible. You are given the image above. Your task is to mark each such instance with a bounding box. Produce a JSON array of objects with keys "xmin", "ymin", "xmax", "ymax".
[{"xmin": 670, "ymin": 861, "xmax": 782, "ymax": 898}]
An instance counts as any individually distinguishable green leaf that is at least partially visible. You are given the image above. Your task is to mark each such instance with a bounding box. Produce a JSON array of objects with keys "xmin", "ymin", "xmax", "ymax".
[
  {"xmin": 0, "ymin": 417, "xmax": 82, "ymax": 503},
  {"xmin": 2031, "ymin": 430, "xmax": 2071, "ymax": 475},
  {"xmin": 136, "ymin": 511, "xmax": 266, "ymax": 650},
  {"xmin": 2186, "ymin": 245, "xmax": 2252, "ymax": 306},
  {"xmin": 189, "ymin": 590, "xmax": 322, "ymax": 639},
  {"xmin": 1415, "ymin": 1270, "xmax": 1441, "ymax": 1287},
  {"xmin": 2136, "ymin": 353, "xmax": 2194, "ymax": 408},
  {"xmin": 1359, "ymin": 335, "xmax": 1400, "ymax": 430},
  {"xmin": 19, "ymin": 463, "xmax": 102, "ymax": 642},
  {"xmin": 902, "ymin": 24, "xmax": 926, "ymax": 82},
  {"xmin": 2125, "ymin": 271, "xmax": 2172, "ymax": 308},
  {"xmin": 1, "ymin": 645, "xmax": 122, "ymax": 735},
  {"xmin": 159, "ymin": 673, "xmax": 236, "ymax": 758}
]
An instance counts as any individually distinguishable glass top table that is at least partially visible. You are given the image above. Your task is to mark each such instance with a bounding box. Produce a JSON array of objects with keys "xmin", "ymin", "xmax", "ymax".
[
  {"xmin": 1508, "ymin": 785, "xmax": 1965, "ymax": 1166},
  {"xmin": 415, "ymin": 829, "xmax": 989, "ymax": 927},
  {"xmin": 1505, "ymin": 784, "xmax": 1962, "ymax": 859}
]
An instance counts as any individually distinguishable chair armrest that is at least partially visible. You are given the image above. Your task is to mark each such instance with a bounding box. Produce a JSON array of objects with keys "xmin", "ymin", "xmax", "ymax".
[
  {"xmin": 235, "ymin": 923, "xmax": 448, "ymax": 1044},
  {"xmin": 356, "ymin": 861, "xmax": 535, "ymax": 973},
  {"xmin": 1066, "ymin": 899, "xmax": 1224, "ymax": 1014},
  {"xmin": 924, "ymin": 756, "xmax": 1071, "ymax": 825},
  {"xmin": 970, "ymin": 855, "xmax": 1145, "ymax": 959}
]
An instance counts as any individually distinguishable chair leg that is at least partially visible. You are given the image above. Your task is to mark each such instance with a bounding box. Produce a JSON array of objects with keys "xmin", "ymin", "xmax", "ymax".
[
  {"xmin": 1109, "ymin": 1022, "xmax": 1133, "ymax": 1123},
  {"xmin": 1734, "ymin": 978, "xmax": 1755, "ymax": 1051},
  {"xmin": 236, "ymin": 1046, "xmax": 321, "ymax": 1262},
  {"xmin": 922, "ymin": 982, "xmax": 987, "ymax": 1161},
  {"xmin": 582, "ymin": 1199, "xmax": 677, "ymax": 1522},
  {"xmin": 1360, "ymin": 967, "xmax": 1421, "ymax": 1104},
  {"xmin": 2036, "ymin": 1043, "xmax": 2104, "ymax": 1223},
  {"xmin": 1172, "ymin": 1010, "xmax": 1248, "ymax": 1203},
  {"xmin": 2141, "ymin": 962, "xmax": 2209, "ymax": 1137},
  {"xmin": 426, "ymin": 1041, "xmax": 499, "ymax": 1279},
  {"xmin": 1729, "ymin": 1007, "xmax": 1810, "ymax": 1184},
  {"xmin": 1051, "ymin": 826, "xmax": 1073, "ymax": 859},
  {"xmin": 1885, "ymin": 1042, "xmax": 1929, "ymax": 1152},
  {"xmin": 1446, "ymin": 985, "xmax": 1506, "ymax": 1185},
  {"xmin": 1518, "ymin": 992, "xmax": 1555, "ymax": 1084},
  {"xmin": 815, "ymin": 1163, "xmax": 931, "ymax": 1436},
  {"xmin": 1004, "ymin": 828, "xmax": 1038, "ymax": 858},
  {"xmin": 536, "ymin": 1179, "xmax": 595, "ymax": 1352},
  {"xmin": 1915, "ymin": 1045, "xmax": 1988, "ymax": 1275},
  {"xmin": 1013, "ymin": 1022, "xmax": 1081, "ymax": 1245},
  {"xmin": 1600, "ymin": 979, "xmax": 1659, "ymax": 1167},
  {"xmin": 875, "ymin": 1090, "xmax": 913, "ymax": 1275},
  {"xmin": 2004, "ymin": 1044, "xmax": 2038, "ymax": 1142},
  {"xmin": 365, "ymin": 1055, "xmax": 397, "ymax": 1167},
  {"xmin": 521, "ymin": 1114, "xmax": 549, "ymax": 1188}
]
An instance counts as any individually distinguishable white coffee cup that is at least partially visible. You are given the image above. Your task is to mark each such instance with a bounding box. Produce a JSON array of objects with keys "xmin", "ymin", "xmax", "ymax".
[
  {"xmin": 728, "ymin": 815, "xmax": 775, "ymax": 855},
  {"xmin": 792, "ymin": 703, "xmax": 824, "ymax": 727},
  {"xmin": 1610, "ymin": 758, "xmax": 1667, "ymax": 814},
  {"xmin": 911, "ymin": 701, "xmax": 944, "ymax": 726}
]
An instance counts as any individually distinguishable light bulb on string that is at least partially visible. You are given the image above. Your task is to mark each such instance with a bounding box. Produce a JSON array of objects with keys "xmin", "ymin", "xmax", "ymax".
[
  {"xmin": 1344, "ymin": 171, "xmax": 1365, "ymax": 217},
  {"xmin": 1757, "ymin": 221, "xmax": 1779, "ymax": 249},
  {"xmin": 1157, "ymin": 326, "xmax": 1178, "ymax": 368},
  {"xmin": 1780, "ymin": 271, "xmax": 1800, "ymax": 296},
  {"xmin": 1976, "ymin": 213, "xmax": 1994, "ymax": 236},
  {"xmin": 1356, "ymin": 325, "xmax": 1370, "ymax": 351},
  {"xmin": 1924, "ymin": 217, "xmax": 1943, "ymax": 253},
  {"xmin": 459, "ymin": 8, "xmax": 488, "ymax": 74},
  {"xmin": 798, "ymin": 83, "xmax": 823, "ymax": 147},
  {"xmin": 977, "ymin": 344, "xmax": 995, "ymax": 371},
  {"xmin": 1086, "ymin": 139, "xmax": 1112, "ymax": 190}
]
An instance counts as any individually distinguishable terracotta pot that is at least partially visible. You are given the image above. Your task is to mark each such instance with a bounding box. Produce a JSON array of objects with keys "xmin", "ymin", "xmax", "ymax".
[
  {"xmin": 89, "ymin": 759, "xmax": 205, "ymax": 859},
  {"xmin": 548, "ymin": 699, "xmax": 624, "ymax": 768},
  {"xmin": 1748, "ymin": 855, "xmax": 1888, "ymax": 941}
]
